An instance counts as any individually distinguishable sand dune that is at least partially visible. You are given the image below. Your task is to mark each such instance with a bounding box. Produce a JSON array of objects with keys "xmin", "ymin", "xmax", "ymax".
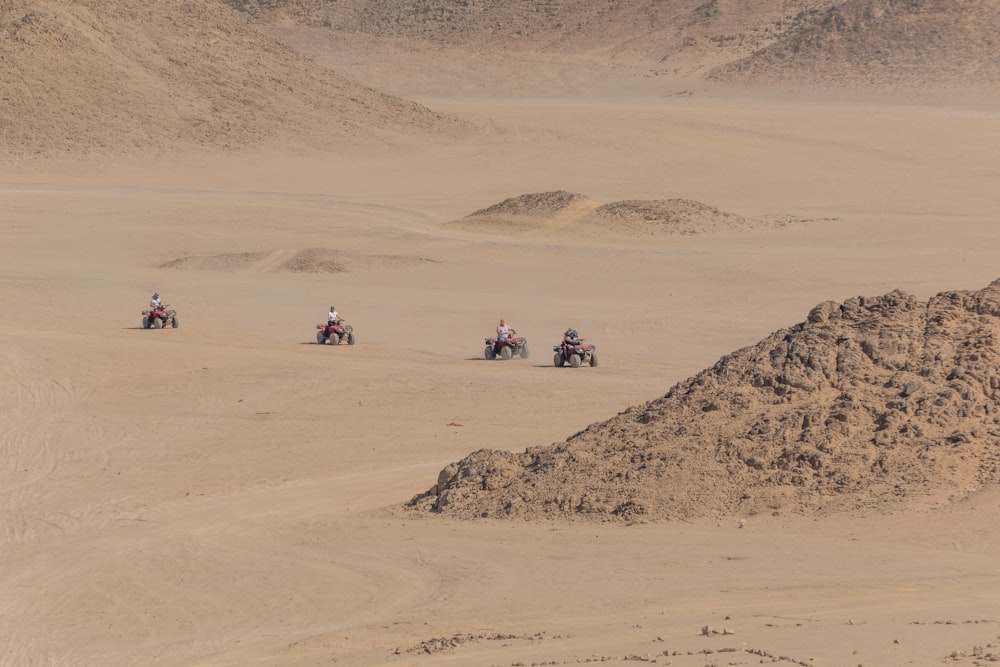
[{"xmin": 3, "ymin": 1, "xmax": 1000, "ymax": 666}]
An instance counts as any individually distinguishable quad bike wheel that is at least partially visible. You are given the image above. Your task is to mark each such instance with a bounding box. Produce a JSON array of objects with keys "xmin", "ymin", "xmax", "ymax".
[
  {"xmin": 171, "ymin": 314, "xmax": 179, "ymax": 329},
  {"xmin": 500, "ymin": 346, "xmax": 513, "ymax": 360},
  {"xmin": 553, "ymin": 352, "xmax": 564, "ymax": 367},
  {"xmin": 347, "ymin": 331, "xmax": 356, "ymax": 345},
  {"xmin": 569, "ymin": 353, "xmax": 581, "ymax": 368},
  {"xmin": 589, "ymin": 352, "xmax": 598, "ymax": 367},
  {"xmin": 519, "ymin": 344, "xmax": 530, "ymax": 359},
  {"xmin": 329, "ymin": 333, "xmax": 340, "ymax": 345},
  {"xmin": 317, "ymin": 330, "xmax": 326, "ymax": 344},
  {"xmin": 485, "ymin": 346, "xmax": 496, "ymax": 360},
  {"xmin": 142, "ymin": 316, "xmax": 150, "ymax": 329},
  {"xmin": 152, "ymin": 317, "xmax": 163, "ymax": 329}
]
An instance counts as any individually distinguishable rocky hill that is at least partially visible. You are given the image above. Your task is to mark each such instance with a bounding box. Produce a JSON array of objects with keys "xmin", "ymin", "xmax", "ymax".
[
  {"xmin": 7, "ymin": 0, "xmax": 994, "ymax": 157},
  {"xmin": 0, "ymin": 0, "xmax": 465, "ymax": 157},
  {"xmin": 409, "ymin": 280, "xmax": 1000, "ymax": 522},
  {"xmin": 226, "ymin": 0, "xmax": 837, "ymax": 69},
  {"xmin": 711, "ymin": 0, "xmax": 1000, "ymax": 88},
  {"xmin": 230, "ymin": 0, "xmax": 1000, "ymax": 88}
]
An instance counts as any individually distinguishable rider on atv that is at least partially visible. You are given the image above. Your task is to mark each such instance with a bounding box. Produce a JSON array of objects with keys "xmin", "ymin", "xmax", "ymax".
[{"xmin": 495, "ymin": 318, "xmax": 515, "ymax": 354}]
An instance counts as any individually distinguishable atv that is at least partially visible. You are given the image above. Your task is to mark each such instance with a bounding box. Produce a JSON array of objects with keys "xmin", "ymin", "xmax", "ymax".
[
  {"xmin": 553, "ymin": 339, "xmax": 597, "ymax": 367},
  {"xmin": 316, "ymin": 321, "xmax": 356, "ymax": 345},
  {"xmin": 142, "ymin": 305, "xmax": 179, "ymax": 329},
  {"xmin": 484, "ymin": 335, "xmax": 529, "ymax": 360}
]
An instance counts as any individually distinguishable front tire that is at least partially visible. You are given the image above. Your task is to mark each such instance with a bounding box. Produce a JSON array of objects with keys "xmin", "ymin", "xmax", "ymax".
[
  {"xmin": 500, "ymin": 346, "xmax": 512, "ymax": 360},
  {"xmin": 485, "ymin": 346, "xmax": 496, "ymax": 360},
  {"xmin": 589, "ymin": 352, "xmax": 598, "ymax": 367},
  {"xmin": 317, "ymin": 330, "xmax": 326, "ymax": 344},
  {"xmin": 347, "ymin": 331, "xmax": 356, "ymax": 345},
  {"xmin": 142, "ymin": 316, "xmax": 150, "ymax": 329},
  {"xmin": 519, "ymin": 344, "xmax": 530, "ymax": 359},
  {"xmin": 329, "ymin": 333, "xmax": 340, "ymax": 346},
  {"xmin": 553, "ymin": 352, "xmax": 564, "ymax": 367},
  {"xmin": 171, "ymin": 314, "xmax": 179, "ymax": 329},
  {"xmin": 152, "ymin": 317, "xmax": 163, "ymax": 329},
  {"xmin": 569, "ymin": 353, "xmax": 581, "ymax": 368}
]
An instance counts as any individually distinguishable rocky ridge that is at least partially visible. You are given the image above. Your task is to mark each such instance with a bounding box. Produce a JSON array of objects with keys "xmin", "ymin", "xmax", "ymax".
[{"xmin": 409, "ymin": 280, "xmax": 1000, "ymax": 521}]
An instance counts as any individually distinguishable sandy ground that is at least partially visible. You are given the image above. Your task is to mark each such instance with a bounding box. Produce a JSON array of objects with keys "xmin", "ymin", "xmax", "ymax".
[{"xmin": 3, "ymin": 50, "xmax": 1000, "ymax": 666}]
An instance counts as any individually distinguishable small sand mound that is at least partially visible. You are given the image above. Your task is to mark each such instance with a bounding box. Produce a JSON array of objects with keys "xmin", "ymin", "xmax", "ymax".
[
  {"xmin": 282, "ymin": 248, "xmax": 438, "ymax": 273},
  {"xmin": 581, "ymin": 199, "xmax": 781, "ymax": 236},
  {"xmin": 160, "ymin": 252, "xmax": 269, "ymax": 271},
  {"xmin": 446, "ymin": 191, "xmax": 594, "ymax": 235},
  {"xmin": 470, "ymin": 191, "xmax": 591, "ymax": 218},
  {"xmin": 449, "ymin": 193, "xmax": 805, "ymax": 236},
  {"xmin": 282, "ymin": 248, "xmax": 350, "ymax": 274},
  {"xmin": 409, "ymin": 279, "xmax": 1000, "ymax": 523}
]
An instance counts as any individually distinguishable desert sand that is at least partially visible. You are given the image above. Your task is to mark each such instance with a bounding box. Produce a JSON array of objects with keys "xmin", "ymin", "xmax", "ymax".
[{"xmin": 3, "ymin": 1, "xmax": 1000, "ymax": 666}]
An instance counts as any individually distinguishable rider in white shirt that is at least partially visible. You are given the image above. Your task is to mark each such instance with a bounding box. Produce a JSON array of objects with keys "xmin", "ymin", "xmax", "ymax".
[
  {"xmin": 494, "ymin": 318, "xmax": 515, "ymax": 353},
  {"xmin": 150, "ymin": 292, "xmax": 162, "ymax": 309},
  {"xmin": 496, "ymin": 318, "xmax": 514, "ymax": 339},
  {"xmin": 328, "ymin": 306, "xmax": 340, "ymax": 325}
]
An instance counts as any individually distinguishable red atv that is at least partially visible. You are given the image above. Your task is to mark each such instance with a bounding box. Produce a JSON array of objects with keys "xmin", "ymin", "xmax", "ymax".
[
  {"xmin": 484, "ymin": 335, "xmax": 529, "ymax": 360},
  {"xmin": 142, "ymin": 305, "xmax": 178, "ymax": 329},
  {"xmin": 553, "ymin": 338, "xmax": 597, "ymax": 367},
  {"xmin": 316, "ymin": 321, "xmax": 356, "ymax": 345}
]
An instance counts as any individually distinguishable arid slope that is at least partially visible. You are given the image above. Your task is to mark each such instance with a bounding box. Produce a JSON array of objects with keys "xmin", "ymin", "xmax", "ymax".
[
  {"xmin": 230, "ymin": 0, "xmax": 1000, "ymax": 88},
  {"xmin": 0, "ymin": 0, "xmax": 464, "ymax": 157},
  {"xmin": 227, "ymin": 0, "xmax": 837, "ymax": 68},
  {"xmin": 712, "ymin": 0, "xmax": 1000, "ymax": 88}
]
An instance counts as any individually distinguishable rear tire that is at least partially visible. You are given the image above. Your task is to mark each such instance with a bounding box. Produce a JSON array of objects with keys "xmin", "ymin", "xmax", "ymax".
[
  {"xmin": 569, "ymin": 353, "xmax": 581, "ymax": 368},
  {"xmin": 347, "ymin": 331, "xmax": 356, "ymax": 345},
  {"xmin": 317, "ymin": 330, "xmax": 326, "ymax": 344},
  {"xmin": 500, "ymin": 346, "xmax": 512, "ymax": 360},
  {"xmin": 485, "ymin": 346, "xmax": 496, "ymax": 360},
  {"xmin": 589, "ymin": 352, "xmax": 598, "ymax": 367},
  {"xmin": 553, "ymin": 352, "xmax": 564, "ymax": 367},
  {"xmin": 329, "ymin": 333, "xmax": 340, "ymax": 345},
  {"xmin": 152, "ymin": 317, "xmax": 163, "ymax": 329},
  {"xmin": 519, "ymin": 344, "xmax": 530, "ymax": 359}
]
